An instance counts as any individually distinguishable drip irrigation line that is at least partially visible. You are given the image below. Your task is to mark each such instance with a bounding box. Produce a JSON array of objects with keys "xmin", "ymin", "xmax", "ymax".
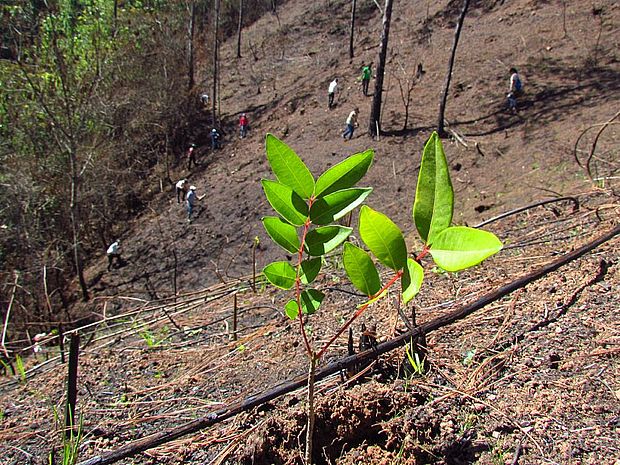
[
  {"xmin": 78, "ymin": 223, "xmax": 620, "ymax": 465},
  {"xmin": 474, "ymin": 196, "xmax": 579, "ymax": 228}
]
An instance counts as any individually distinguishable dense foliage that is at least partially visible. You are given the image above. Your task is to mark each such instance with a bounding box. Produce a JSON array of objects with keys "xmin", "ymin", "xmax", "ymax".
[{"xmin": 0, "ymin": 0, "xmax": 277, "ymax": 343}]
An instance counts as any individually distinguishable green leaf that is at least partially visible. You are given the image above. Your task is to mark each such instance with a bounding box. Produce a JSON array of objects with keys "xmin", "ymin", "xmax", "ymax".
[
  {"xmin": 284, "ymin": 289, "xmax": 325, "ymax": 319},
  {"xmin": 309, "ymin": 188, "xmax": 372, "ymax": 225},
  {"xmin": 343, "ymin": 243, "xmax": 381, "ymax": 297},
  {"xmin": 402, "ymin": 258, "xmax": 424, "ymax": 305},
  {"xmin": 315, "ymin": 149, "xmax": 374, "ymax": 197},
  {"xmin": 262, "ymin": 216, "xmax": 300, "ymax": 253},
  {"xmin": 284, "ymin": 300, "xmax": 300, "ymax": 320},
  {"xmin": 261, "ymin": 180, "xmax": 309, "ymax": 226},
  {"xmin": 413, "ymin": 131, "xmax": 454, "ymax": 244},
  {"xmin": 304, "ymin": 226, "xmax": 352, "ymax": 256},
  {"xmin": 300, "ymin": 257, "xmax": 322, "ymax": 284},
  {"xmin": 300, "ymin": 289, "xmax": 324, "ymax": 315},
  {"xmin": 265, "ymin": 134, "xmax": 315, "ymax": 199},
  {"xmin": 429, "ymin": 226, "xmax": 503, "ymax": 272},
  {"xmin": 263, "ymin": 261, "xmax": 296, "ymax": 289},
  {"xmin": 359, "ymin": 206, "xmax": 407, "ymax": 271}
]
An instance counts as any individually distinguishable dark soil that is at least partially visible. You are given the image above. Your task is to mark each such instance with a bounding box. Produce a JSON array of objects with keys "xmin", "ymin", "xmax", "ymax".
[{"xmin": 1, "ymin": 0, "xmax": 619, "ymax": 464}]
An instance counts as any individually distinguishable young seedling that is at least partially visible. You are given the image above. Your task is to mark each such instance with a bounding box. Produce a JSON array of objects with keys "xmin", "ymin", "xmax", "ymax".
[{"xmin": 261, "ymin": 131, "xmax": 502, "ymax": 464}]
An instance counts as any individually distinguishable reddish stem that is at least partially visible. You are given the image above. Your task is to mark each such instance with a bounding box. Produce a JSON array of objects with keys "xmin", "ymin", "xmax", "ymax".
[
  {"xmin": 415, "ymin": 244, "xmax": 430, "ymax": 262},
  {"xmin": 316, "ymin": 269, "xmax": 403, "ymax": 360},
  {"xmin": 296, "ymin": 197, "xmax": 315, "ymax": 357}
]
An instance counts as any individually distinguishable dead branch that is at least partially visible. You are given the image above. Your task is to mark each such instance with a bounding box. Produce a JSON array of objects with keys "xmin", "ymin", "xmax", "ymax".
[
  {"xmin": 586, "ymin": 110, "xmax": 620, "ymax": 181},
  {"xmin": 78, "ymin": 223, "xmax": 620, "ymax": 465},
  {"xmin": 474, "ymin": 196, "xmax": 579, "ymax": 228}
]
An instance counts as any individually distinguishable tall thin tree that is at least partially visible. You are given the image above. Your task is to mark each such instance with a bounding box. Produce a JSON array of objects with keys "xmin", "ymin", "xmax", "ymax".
[
  {"xmin": 187, "ymin": 0, "xmax": 196, "ymax": 90},
  {"xmin": 349, "ymin": 0, "xmax": 357, "ymax": 60},
  {"xmin": 236, "ymin": 0, "xmax": 243, "ymax": 58},
  {"xmin": 437, "ymin": 0, "xmax": 470, "ymax": 136},
  {"xmin": 368, "ymin": 0, "xmax": 394, "ymax": 137},
  {"xmin": 212, "ymin": 0, "xmax": 220, "ymax": 125}
]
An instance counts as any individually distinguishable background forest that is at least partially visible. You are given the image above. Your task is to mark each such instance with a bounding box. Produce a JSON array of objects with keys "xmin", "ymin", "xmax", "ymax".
[{"xmin": 1, "ymin": 0, "xmax": 269, "ymax": 336}]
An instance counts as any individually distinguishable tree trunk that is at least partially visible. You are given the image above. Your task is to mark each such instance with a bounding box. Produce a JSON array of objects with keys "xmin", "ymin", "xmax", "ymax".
[
  {"xmin": 69, "ymin": 150, "xmax": 89, "ymax": 302},
  {"xmin": 437, "ymin": 0, "xmax": 470, "ymax": 136},
  {"xmin": 187, "ymin": 0, "xmax": 196, "ymax": 91},
  {"xmin": 212, "ymin": 0, "xmax": 220, "ymax": 126},
  {"xmin": 368, "ymin": 0, "xmax": 394, "ymax": 137},
  {"xmin": 349, "ymin": 0, "xmax": 356, "ymax": 60},
  {"xmin": 236, "ymin": 0, "xmax": 243, "ymax": 58}
]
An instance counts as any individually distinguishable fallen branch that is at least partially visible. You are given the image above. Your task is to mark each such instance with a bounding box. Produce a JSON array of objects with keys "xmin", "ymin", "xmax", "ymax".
[
  {"xmin": 474, "ymin": 196, "xmax": 579, "ymax": 228},
  {"xmin": 78, "ymin": 223, "xmax": 620, "ymax": 465}
]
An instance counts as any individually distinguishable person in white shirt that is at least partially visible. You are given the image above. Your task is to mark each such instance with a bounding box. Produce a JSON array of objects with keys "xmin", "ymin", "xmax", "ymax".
[
  {"xmin": 328, "ymin": 78, "xmax": 338, "ymax": 109},
  {"xmin": 175, "ymin": 179, "xmax": 187, "ymax": 204},
  {"xmin": 106, "ymin": 240, "xmax": 121, "ymax": 271},
  {"xmin": 342, "ymin": 107, "xmax": 359, "ymax": 140}
]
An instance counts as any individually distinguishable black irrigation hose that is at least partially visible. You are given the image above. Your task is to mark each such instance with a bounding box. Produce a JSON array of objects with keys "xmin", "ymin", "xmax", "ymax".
[
  {"xmin": 78, "ymin": 223, "xmax": 620, "ymax": 465},
  {"xmin": 474, "ymin": 196, "xmax": 579, "ymax": 229}
]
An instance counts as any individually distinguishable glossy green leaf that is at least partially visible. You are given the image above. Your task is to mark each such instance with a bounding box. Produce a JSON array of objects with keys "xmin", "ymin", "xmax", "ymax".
[
  {"xmin": 261, "ymin": 180, "xmax": 308, "ymax": 226},
  {"xmin": 429, "ymin": 226, "xmax": 503, "ymax": 272},
  {"xmin": 304, "ymin": 226, "xmax": 352, "ymax": 256},
  {"xmin": 413, "ymin": 131, "xmax": 454, "ymax": 244},
  {"xmin": 284, "ymin": 289, "xmax": 325, "ymax": 319},
  {"xmin": 265, "ymin": 134, "xmax": 315, "ymax": 199},
  {"xmin": 343, "ymin": 243, "xmax": 381, "ymax": 297},
  {"xmin": 300, "ymin": 257, "xmax": 322, "ymax": 284},
  {"xmin": 263, "ymin": 261, "xmax": 296, "ymax": 290},
  {"xmin": 300, "ymin": 289, "xmax": 324, "ymax": 315},
  {"xmin": 359, "ymin": 206, "xmax": 407, "ymax": 271},
  {"xmin": 402, "ymin": 258, "xmax": 424, "ymax": 305},
  {"xmin": 284, "ymin": 300, "xmax": 300, "ymax": 320},
  {"xmin": 262, "ymin": 216, "xmax": 300, "ymax": 253},
  {"xmin": 315, "ymin": 150, "xmax": 374, "ymax": 197},
  {"xmin": 309, "ymin": 188, "xmax": 372, "ymax": 225}
]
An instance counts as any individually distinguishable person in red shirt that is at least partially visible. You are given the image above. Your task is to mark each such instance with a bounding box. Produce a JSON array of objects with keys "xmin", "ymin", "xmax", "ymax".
[{"xmin": 239, "ymin": 113, "xmax": 249, "ymax": 139}]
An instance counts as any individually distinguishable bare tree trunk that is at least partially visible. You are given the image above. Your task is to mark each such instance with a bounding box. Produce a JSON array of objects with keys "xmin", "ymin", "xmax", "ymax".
[
  {"xmin": 212, "ymin": 0, "xmax": 220, "ymax": 126},
  {"xmin": 69, "ymin": 150, "xmax": 89, "ymax": 302},
  {"xmin": 236, "ymin": 0, "xmax": 243, "ymax": 58},
  {"xmin": 349, "ymin": 0, "xmax": 357, "ymax": 60},
  {"xmin": 437, "ymin": 0, "xmax": 470, "ymax": 136},
  {"xmin": 187, "ymin": 0, "xmax": 196, "ymax": 91},
  {"xmin": 368, "ymin": 0, "xmax": 394, "ymax": 137}
]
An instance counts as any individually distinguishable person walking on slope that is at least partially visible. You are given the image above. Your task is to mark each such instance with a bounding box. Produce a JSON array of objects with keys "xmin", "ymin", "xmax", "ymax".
[
  {"xmin": 186, "ymin": 185, "xmax": 206, "ymax": 222},
  {"xmin": 106, "ymin": 240, "xmax": 122, "ymax": 271},
  {"xmin": 342, "ymin": 107, "xmax": 359, "ymax": 140},
  {"xmin": 361, "ymin": 63, "xmax": 372, "ymax": 96},
  {"xmin": 210, "ymin": 128, "xmax": 221, "ymax": 150},
  {"xmin": 507, "ymin": 67, "xmax": 523, "ymax": 113},
  {"xmin": 239, "ymin": 113, "xmax": 249, "ymax": 139},
  {"xmin": 175, "ymin": 178, "xmax": 188, "ymax": 203},
  {"xmin": 187, "ymin": 144, "xmax": 197, "ymax": 170},
  {"xmin": 328, "ymin": 78, "xmax": 338, "ymax": 109}
]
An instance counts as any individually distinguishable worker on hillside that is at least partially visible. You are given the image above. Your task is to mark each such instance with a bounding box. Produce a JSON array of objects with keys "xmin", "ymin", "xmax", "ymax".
[
  {"xmin": 361, "ymin": 63, "xmax": 372, "ymax": 96},
  {"xmin": 210, "ymin": 128, "xmax": 221, "ymax": 150},
  {"xmin": 200, "ymin": 93, "xmax": 209, "ymax": 106},
  {"xmin": 106, "ymin": 240, "xmax": 122, "ymax": 271},
  {"xmin": 342, "ymin": 107, "xmax": 359, "ymax": 141},
  {"xmin": 507, "ymin": 67, "xmax": 523, "ymax": 113},
  {"xmin": 328, "ymin": 78, "xmax": 338, "ymax": 109},
  {"xmin": 186, "ymin": 185, "xmax": 206, "ymax": 222},
  {"xmin": 175, "ymin": 178, "xmax": 188, "ymax": 204},
  {"xmin": 239, "ymin": 113, "xmax": 249, "ymax": 139},
  {"xmin": 187, "ymin": 144, "xmax": 197, "ymax": 170}
]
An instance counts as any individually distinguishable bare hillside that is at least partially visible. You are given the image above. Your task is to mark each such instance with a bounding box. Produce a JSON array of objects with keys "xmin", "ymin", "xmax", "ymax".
[{"xmin": 1, "ymin": 0, "xmax": 618, "ymax": 464}]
